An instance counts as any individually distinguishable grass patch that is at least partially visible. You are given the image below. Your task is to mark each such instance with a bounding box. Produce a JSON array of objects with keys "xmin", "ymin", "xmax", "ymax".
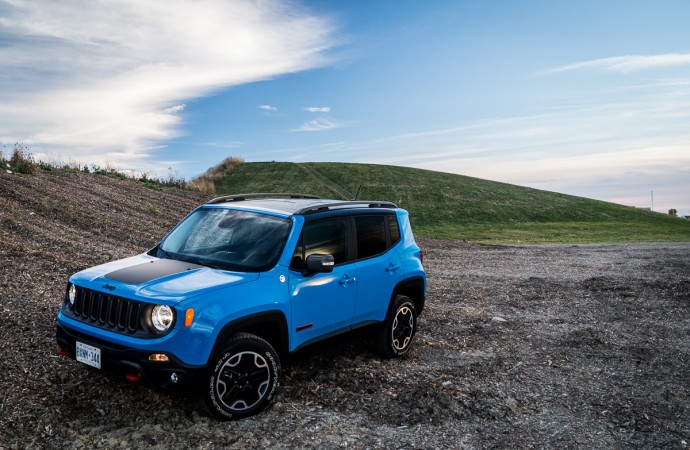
[
  {"xmin": 418, "ymin": 221, "xmax": 690, "ymax": 244},
  {"xmin": 210, "ymin": 161, "xmax": 690, "ymax": 244}
]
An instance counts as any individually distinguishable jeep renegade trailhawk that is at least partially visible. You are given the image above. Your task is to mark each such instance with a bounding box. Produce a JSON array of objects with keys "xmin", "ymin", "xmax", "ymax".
[{"xmin": 56, "ymin": 193, "xmax": 426, "ymax": 420}]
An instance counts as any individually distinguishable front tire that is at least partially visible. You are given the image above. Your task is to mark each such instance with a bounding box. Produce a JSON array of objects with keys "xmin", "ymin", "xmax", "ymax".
[
  {"xmin": 376, "ymin": 295, "xmax": 417, "ymax": 358},
  {"xmin": 203, "ymin": 333, "xmax": 280, "ymax": 420}
]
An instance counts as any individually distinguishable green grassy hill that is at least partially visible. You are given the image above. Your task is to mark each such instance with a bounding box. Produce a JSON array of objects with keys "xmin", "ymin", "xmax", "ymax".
[{"xmin": 209, "ymin": 161, "xmax": 690, "ymax": 243}]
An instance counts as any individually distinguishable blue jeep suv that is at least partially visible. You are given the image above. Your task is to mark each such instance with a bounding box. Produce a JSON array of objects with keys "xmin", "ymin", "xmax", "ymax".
[{"xmin": 56, "ymin": 193, "xmax": 426, "ymax": 420}]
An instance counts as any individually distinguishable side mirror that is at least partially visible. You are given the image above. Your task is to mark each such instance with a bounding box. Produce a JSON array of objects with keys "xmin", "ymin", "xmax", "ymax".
[{"xmin": 305, "ymin": 254, "xmax": 335, "ymax": 273}]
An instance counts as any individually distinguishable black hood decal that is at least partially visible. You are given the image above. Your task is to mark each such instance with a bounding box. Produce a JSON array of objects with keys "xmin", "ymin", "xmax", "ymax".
[{"xmin": 104, "ymin": 259, "xmax": 203, "ymax": 285}]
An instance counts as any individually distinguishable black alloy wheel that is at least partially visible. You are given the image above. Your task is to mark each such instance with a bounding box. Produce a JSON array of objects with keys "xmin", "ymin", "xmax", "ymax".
[
  {"xmin": 203, "ymin": 333, "xmax": 280, "ymax": 420},
  {"xmin": 376, "ymin": 295, "xmax": 417, "ymax": 358},
  {"xmin": 392, "ymin": 304, "xmax": 415, "ymax": 352}
]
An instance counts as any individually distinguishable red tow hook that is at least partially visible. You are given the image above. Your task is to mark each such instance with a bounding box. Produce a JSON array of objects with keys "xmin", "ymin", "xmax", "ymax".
[
  {"xmin": 125, "ymin": 373, "xmax": 142, "ymax": 382},
  {"xmin": 58, "ymin": 347, "xmax": 69, "ymax": 357}
]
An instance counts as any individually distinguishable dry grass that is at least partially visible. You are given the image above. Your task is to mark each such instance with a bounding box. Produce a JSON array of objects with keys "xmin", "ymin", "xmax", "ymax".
[
  {"xmin": 190, "ymin": 156, "xmax": 244, "ymax": 194},
  {"xmin": 189, "ymin": 177, "xmax": 216, "ymax": 195},
  {"xmin": 3, "ymin": 144, "xmax": 38, "ymax": 174}
]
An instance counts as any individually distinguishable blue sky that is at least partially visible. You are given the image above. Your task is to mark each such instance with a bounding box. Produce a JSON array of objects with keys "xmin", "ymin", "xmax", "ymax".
[{"xmin": 1, "ymin": 0, "xmax": 689, "ymax": 214}]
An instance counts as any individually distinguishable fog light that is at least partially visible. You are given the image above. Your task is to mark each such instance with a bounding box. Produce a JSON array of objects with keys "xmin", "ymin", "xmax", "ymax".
[
  {"xmin": 170, "ymin": 373, "xmax": 179, "ymax": 384},
  {"xmin": 149, "ymin": 353, "xmax": 169, "ymax": 362}
]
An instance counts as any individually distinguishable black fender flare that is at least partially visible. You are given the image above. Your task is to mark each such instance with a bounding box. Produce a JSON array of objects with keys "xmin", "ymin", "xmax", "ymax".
[
  {"xmin": 391, "ymin": 276, "xmax": 426, "ymax": 315},
  {"xmin": 209, "ymin": 311, "xmax": 289, "ymax": 363}
]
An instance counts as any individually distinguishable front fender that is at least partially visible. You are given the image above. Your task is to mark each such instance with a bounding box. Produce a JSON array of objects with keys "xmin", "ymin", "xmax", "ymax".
[{"xmin": 176, "ymin": 265, "xmax": 291, "ymax": 366}]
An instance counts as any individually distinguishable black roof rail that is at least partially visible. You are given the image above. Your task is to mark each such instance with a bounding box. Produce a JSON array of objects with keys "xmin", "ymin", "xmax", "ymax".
[
  {"xmin": 295, "ymin": 200, "xmax": 398, "ymax": 215},
  {"xmin": 207, "ymin": 193, "xmax": 322, "ymax": 204}
]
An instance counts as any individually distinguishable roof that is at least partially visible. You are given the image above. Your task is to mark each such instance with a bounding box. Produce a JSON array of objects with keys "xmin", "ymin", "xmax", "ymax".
[{"xmin": 205, "ymin": 193, "xmax": 397, "ymax": 216}]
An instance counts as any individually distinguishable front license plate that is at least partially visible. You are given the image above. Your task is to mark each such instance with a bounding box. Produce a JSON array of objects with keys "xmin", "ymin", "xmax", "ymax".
[{"xmin": 76, "ymin": 341, "xmax": 101, "ymax": 369}]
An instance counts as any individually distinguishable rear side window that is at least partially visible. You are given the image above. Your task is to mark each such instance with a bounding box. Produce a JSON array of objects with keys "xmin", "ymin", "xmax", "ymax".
[
  {"xmin": 387, "ymin": 215, "xmax": 401, "ymax": 244},
  {"xmin": 355, "ymin": 215, "xmax": 387, "ymax": 259}
]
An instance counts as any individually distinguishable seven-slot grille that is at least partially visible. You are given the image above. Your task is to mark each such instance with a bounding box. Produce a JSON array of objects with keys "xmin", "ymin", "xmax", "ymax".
[{"xmin": 66, "ymin": 286, "xmax": 143, "ymax": 334}]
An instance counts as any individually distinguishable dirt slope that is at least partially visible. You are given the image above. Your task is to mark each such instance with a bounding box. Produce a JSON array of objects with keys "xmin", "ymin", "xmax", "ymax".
[{"xmin": 1, "ymin": 170, "xmax": 689, "ymax": 449}]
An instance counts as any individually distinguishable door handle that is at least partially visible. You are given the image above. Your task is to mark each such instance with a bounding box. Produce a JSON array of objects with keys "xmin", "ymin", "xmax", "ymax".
[
  {"xmin": 386, "ymin": 264, "xmax": 401, "ymax": 273},
  {"xmin": 339, "ymin": 276, "xmax": 357, "ymax": 285}
]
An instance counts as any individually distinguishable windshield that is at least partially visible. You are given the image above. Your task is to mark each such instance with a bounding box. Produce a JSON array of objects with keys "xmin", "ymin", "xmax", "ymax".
[{"xmin": 154, "ymin": 208, "xmax": 292, "ymax": 272}]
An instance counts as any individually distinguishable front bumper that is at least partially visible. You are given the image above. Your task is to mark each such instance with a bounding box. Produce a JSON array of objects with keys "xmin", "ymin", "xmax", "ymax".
[{"xmin": 56, "ymin": 322, "xmax": 206, "ymax": 392}]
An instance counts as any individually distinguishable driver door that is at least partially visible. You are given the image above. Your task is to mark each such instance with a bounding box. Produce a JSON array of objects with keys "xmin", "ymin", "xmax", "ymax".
[{"xmin": 288, "ymin": 218, "xmax": 357, "ymax": 351}]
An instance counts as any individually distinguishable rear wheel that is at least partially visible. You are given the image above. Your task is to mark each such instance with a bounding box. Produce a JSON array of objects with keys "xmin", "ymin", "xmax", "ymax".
[
  {"xmin": 376, "ymin": 295, "xmax": 417, "ymax": 358},
  {"xmin": 203, "ymin": 333, "xmax": 280, "ymax": 420}
]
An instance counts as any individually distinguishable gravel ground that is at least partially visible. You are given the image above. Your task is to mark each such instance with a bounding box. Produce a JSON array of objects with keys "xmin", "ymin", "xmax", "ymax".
[{"xmin": 1, "ymin": 170, "xmax": 689, "ymax": 449}]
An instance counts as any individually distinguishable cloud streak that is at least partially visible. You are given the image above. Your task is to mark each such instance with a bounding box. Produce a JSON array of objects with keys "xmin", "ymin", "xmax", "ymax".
[
  {"xmin": 544, "ymin": 53, "xmax": 690, "ymax": 74},
  {"xmin": 201, "ymin": 141, "xmax": 244, "ymax": 149},
  {"xmin": 304, "ymin": 106, "xmax": 331, "ymax": 112},
  {"xmin": 292, "ymin": 117, "xmax": 349, "ymax": 132},
  {"xmin": 0, "ymin": 0, "xmax": 335, "ymax": 170},
  {"xmin": 258, "ymin": 105, "xmax": 278, "ymax": 112}
]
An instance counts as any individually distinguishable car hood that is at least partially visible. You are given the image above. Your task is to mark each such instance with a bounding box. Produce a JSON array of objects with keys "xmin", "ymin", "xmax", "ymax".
[{"xmin": 69, "ymin": 254, "xmax": 259, "ymax": 303}]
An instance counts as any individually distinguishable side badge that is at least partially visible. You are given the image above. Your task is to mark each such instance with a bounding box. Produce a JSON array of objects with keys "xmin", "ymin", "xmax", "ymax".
[{"xmin": 279, "ymin": 275, "xmax": 286, "ymax": 283}]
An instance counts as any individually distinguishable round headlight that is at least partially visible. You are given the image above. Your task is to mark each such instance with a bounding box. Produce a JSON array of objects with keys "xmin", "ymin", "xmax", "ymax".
[
  {"xmin": 68, "ymin": 284, "xmax": 76, "ymax": 305},
  {"xmin": 151, "ymin": 305, "xmax": 174, "ymax": 331}
]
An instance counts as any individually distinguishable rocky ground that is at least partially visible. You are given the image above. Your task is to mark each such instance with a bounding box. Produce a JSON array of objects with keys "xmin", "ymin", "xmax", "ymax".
[{"xmin": 1, "ymin": 170, "xmax": 689, "ymax": 449}]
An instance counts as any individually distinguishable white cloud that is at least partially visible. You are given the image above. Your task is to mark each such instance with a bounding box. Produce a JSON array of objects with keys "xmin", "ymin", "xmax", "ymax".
[
  {"xmin": 0, "ymin": 0, "xmax": 335, "ymax": 171},
  {"xmin": 164, "ymin": 104, "xmax": 186, "ymax": 113},
  {"xmin": 258, "ymin": 105, "xmax": 278, "ymax": 112},
  {"xmin": 544, "ymin": 53, "xmax": 690, "ymax": 74},
  {"xmin": 304, "ymin": 106, "xmax": 331, "ymax": 113},
  {"xmin": 292, "ymin": 117, "xmax": 348, "ymax": 132}
]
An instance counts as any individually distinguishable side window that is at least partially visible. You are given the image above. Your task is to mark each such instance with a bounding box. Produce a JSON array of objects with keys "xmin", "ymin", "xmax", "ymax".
[
  {"xmin": 355, "ymin": 215, "xmax": 387, "ymax": 259},
  {"xmin": 303, "ymin": 219, "xmax": 349, "ymax": 265},
  {"xmin": 387, "ymin": 215, "xmax": 401, "ymax": 245}
]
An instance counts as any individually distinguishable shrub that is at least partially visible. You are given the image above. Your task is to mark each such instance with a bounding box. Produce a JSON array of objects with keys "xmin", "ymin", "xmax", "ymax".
[
  {"xmin": 190, "ymin": 156, "xmax": 244, "ymax": 194},
  {"xmin": 668, "ymin": 208, "xmax": 678, "ymax": 216},
  {"xmin": 38, "ymin": 161, "xmax": 54, "ymax": 171},
  {"xmin": 9, "ymin": 144, "xmax": 38, "ymax": 174}
]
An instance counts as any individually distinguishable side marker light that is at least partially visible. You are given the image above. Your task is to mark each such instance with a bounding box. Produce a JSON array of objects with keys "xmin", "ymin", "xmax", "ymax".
[{"xmin": 185, "ymin": 308, "xmax": 194, "ymax": 327}]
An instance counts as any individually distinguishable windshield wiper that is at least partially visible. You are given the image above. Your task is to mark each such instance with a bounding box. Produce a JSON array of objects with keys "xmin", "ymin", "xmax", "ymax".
[
  {"xmin": 156, "ymin": 250, "xmax": 220, "ymax": 270},
  {"xmin": 156, "ymin": 246, "xmax": 174, "ymax": 260},
  {"xmin": 193, "ymin": 258, "xmax": 224, "ymax": 270}
]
